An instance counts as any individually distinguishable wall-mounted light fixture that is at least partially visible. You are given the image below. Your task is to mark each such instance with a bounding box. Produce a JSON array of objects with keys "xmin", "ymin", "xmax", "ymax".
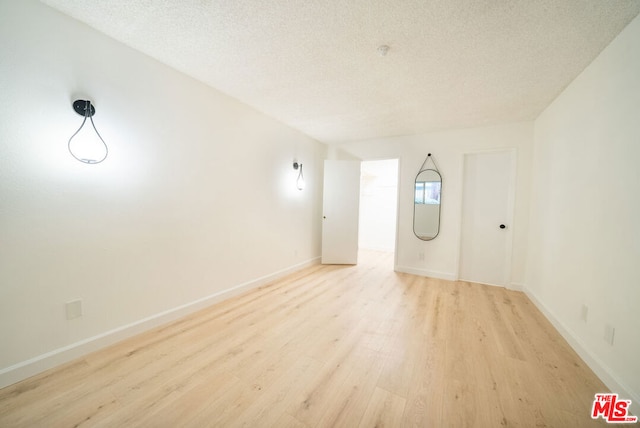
[
  {"xmin": 68, "ymin": 99, "xmax": 108, "ymax": 164},
  {"xmin": 293, "ymin": 161, "xmax": 305, "ymax": 190}
]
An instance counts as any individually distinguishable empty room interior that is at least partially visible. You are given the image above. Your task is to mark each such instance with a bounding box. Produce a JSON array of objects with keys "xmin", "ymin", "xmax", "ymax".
[{"xmin": 1, "ymin": 0, "xmax": 639, "ymax": 426}]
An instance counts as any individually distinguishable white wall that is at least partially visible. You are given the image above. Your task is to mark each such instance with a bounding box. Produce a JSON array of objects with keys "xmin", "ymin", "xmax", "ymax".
[
  {"xmin": 527, "ymin": 14, "xmax": 640, "ymax": 411},
  {"xmin": 0, "ymin": 0, "xmax": 325, "ymax": 387},
  {"xmin": 333, "ymin": 122, "xmax": 533, "ymax": 286}
]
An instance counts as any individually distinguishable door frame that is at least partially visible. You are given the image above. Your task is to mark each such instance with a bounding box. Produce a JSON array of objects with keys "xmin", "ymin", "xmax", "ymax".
[{"xmin": 455, "ymin": 148, "xmax": 517, "ymax": 288}]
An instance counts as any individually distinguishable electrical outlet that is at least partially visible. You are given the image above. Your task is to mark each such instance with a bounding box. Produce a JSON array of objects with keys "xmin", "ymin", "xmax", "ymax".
[
  {"xmin": 581, "ymin": 304, "xmax": 588, "ymax": 322},
  {"xmin": 66, "ymin": 300, "xmax": 83, "ymax": 320},
  {"xmin": 418, "ymin": 251, "xmax": 425, "ymax": 261},
  {"xmin": 604, "ymin": 324, "xmax": 615, "ymax": 346}
]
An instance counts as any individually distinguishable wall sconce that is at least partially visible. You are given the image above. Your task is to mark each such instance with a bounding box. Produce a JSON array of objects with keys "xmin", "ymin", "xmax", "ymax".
[
  {"xmin": 68, "ymin": 99, "xmax": 108, "ymax": 164},
  {"xmin": 293, "ymin": 161, "xmax": 305, "ymax": 190}
]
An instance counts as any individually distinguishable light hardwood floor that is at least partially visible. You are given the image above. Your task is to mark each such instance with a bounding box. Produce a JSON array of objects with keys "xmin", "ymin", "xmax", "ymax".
[{"xmin": 0, "ymin": 250, "xmax": 608, "ymax": 427}]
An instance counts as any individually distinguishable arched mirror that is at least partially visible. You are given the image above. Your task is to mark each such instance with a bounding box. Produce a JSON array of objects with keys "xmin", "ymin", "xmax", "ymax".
[{"xmin": 414, "ymin": 154, "xmax": 442, "ymax": 240}]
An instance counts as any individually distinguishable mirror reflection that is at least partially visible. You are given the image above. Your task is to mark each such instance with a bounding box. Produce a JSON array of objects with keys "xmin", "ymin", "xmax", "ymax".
[{"xmin": 414, "ymin": 168, "xmax": 442, "ymax": 240}]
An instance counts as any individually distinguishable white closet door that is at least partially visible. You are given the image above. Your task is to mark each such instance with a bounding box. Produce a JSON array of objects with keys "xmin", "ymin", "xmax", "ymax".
[{"xmin": 459, "ymin": 150, "xmax": 516, "ymax": 287}]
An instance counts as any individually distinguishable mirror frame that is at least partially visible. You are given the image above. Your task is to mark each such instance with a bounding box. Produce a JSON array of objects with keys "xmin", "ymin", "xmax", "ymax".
[{"xmin": 413, "ymin": 155, "xmax": 442, "ymax": 241}]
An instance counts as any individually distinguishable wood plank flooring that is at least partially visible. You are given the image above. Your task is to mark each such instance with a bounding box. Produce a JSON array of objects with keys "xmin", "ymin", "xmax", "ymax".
[{"xmin": 0, "ymin": 250, "xmax": 608, "ymax": 427}]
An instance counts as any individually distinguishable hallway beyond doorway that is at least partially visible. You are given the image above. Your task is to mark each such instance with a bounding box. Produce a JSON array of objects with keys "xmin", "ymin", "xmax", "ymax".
[{"xmin": 359, "ymin": 159, "xmax": 398, "ymax": 254}]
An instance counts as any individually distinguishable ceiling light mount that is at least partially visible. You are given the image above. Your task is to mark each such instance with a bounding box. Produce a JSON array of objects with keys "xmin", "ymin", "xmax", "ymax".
[{"xmin": 377, "ymin": 45, "xmax": 390, "ymax": 56}]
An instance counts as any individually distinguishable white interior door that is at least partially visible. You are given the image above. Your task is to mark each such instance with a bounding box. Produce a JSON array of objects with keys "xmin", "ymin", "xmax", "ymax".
[
  {"xmin": 459, "ymin": 150, "xmax": 516, "ymax": 287},
  {"xmin": 322, "ymin": 160, "xmax": 361, "ymax": 264}
]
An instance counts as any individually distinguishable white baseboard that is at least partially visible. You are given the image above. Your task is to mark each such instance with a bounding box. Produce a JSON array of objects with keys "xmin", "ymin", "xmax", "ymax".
[
  {"xmin": 523, "ymin": 286, "xmax": 640, "ymax": 417},
  {"xmin": 394, "ymin": 265, "xmax": 457, "ymax": 281},
  {"xmin": 509, "ymin": 282, "xmax": 525, "ymax": 291},
  {"xmin": 0, "ymin": 257, "xmax": 320, "ymax": 389}
]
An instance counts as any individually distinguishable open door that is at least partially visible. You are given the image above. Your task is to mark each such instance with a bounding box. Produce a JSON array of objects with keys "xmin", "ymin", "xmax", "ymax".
[{"xmin": 321, "ymin": 160, "xmax": 361, "ymax": 264}]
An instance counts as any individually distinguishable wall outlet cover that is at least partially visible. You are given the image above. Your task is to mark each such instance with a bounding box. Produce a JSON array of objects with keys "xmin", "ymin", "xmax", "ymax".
[
  {"xmin": 66, "ymin": 300, "xmax": 83, "ymax": 320},
  {"xmin": 604, "ymin": 324, "xmax": 615, "ymax": 346},
  {"xmin": 581, "ymin": 304, "xmax": 588, "ymax": 322}
]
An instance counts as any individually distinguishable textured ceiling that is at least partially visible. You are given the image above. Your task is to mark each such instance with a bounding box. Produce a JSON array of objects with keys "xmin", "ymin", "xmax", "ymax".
[{"xmin": 40, "ymin": 0, "xmax": 640, "ymax": 143}]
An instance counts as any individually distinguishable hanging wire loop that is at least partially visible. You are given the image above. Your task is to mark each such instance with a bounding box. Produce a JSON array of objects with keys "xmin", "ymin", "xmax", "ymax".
[
  {"xmin": 418, "ymin": 153, "xmax": 439, "ymax": 174},
  {"xmin": 67, "ymin": 100, "xmax": 108, "ymax": 164}
]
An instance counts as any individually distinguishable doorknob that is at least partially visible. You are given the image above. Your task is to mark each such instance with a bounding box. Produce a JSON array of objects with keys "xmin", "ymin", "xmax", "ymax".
[
  {"xmin": 323, "ymin": 216, "xmax": 326, "ymax": 219},
  {"xmin": 499, "ymin": 224, "xmax": 506, "ymax": 229}
]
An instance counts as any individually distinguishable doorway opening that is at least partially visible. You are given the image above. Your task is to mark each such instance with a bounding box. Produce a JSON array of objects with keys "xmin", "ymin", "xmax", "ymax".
[{"xmin": 358, "ymin": 159, "xmax": 399, "ymax": 267}]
